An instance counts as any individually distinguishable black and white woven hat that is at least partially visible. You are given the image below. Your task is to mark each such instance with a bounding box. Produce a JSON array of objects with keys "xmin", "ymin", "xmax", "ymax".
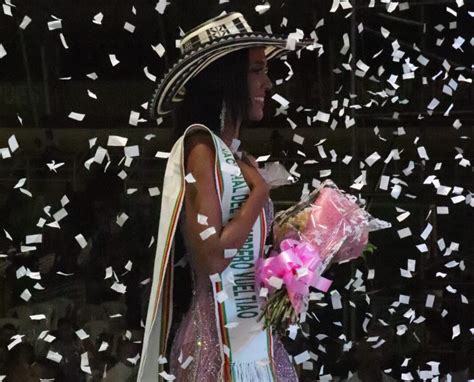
[{"xmin": 149, "ymin": 12, "xmax": 313, "ymax": 118}]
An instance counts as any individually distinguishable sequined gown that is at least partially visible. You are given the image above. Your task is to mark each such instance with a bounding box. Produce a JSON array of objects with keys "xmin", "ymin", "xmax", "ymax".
[{"xmin": 170, "ymin": 198, "xmax": 298, "ymax": 381}]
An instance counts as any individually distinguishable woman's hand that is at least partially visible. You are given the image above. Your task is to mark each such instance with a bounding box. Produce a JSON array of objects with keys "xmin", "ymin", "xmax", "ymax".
[{"xmin": 236, "ymin": 156, "xmax": 269, "ymax": 193}]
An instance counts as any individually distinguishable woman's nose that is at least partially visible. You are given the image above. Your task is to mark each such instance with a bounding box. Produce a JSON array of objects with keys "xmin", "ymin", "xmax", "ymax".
[{"xmin": 264, "ymin": 73, "xmax": 273, "ymax": 91}]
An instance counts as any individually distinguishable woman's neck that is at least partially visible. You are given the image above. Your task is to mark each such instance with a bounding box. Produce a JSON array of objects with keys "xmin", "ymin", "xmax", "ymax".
[{"xmin": 220, "ymin": 115, "xmax": 241, "ymax": 147}]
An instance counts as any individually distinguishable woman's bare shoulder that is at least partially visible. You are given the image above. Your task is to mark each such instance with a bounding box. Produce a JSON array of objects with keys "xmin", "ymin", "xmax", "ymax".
[
  {"xmin": 184, "ymin": 130, "xmax": 215, "ymax": 163},
  {"xmin": 184, "ymin": 129, "xmax": 214, "ymax": 145}
]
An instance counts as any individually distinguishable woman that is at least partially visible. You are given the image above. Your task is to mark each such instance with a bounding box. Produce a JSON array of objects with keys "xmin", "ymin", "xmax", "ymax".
[{"xmin": 138, "ymin": 12, "xmax": 312, "ymax": 381}]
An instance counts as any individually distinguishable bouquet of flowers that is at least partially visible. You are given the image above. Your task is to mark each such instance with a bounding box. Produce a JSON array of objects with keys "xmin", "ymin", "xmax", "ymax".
[{"xmin": 256, "ymin": 180, "xmax": 390, "ymax": 333}]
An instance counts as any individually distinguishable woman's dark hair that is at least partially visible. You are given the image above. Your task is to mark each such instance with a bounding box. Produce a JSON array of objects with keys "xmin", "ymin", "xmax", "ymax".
[{"xmin": 173, "ymin": 49, "xmax": 250, "ymax": 141}]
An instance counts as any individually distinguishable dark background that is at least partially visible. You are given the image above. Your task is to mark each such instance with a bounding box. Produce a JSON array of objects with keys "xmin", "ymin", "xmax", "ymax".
[{"xmin": 0, "ymin": 0, "xmax": 473, "ymax": 380}]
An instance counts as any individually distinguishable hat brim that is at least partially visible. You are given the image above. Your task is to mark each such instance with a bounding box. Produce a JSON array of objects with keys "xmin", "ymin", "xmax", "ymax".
[{"xmin": 149, "ymin": 32, "xmax": 314, "ymax": 118}]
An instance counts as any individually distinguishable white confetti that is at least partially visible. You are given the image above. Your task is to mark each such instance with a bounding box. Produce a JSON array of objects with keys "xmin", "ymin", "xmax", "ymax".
[
  {"xmin": 340, "ymin": 33, "xmax": 350, "ymax": 55},
  {"xmin": 293, "ymin": 134, "xmax": 304, "ymax": 145},
  {"xmin": 417, "ymin": 146, "xmax": 429, "ymax": 160},
  {"xmin": 320, "ymin": 169, "xmax": 331, "ymax": 178},
  {"xmin": 30, "ymin": 314, "xmax": 46, "ymax": 321},
  {"xmin": 144, "ymin": 66, "xmax": 156, "ymax": 82},
  {"xmin": 416, "ymin": 244, "xmax": 429, "ymax": 253},
  {"xmin": 314, "ymin": 112, "xmax": 330, "ymax": 126},
  {"xmin": 111, "ymin": 282, "xmax": 127, "ymax": 294},
  {"xmin": 427, "ymin": 98, "xmax": 440, "ymax": 110},
  {"xmin": 155, "ymin": 0, "xmax": 170, "ymax": 15},
  {"xmin": 19, "ymin": 188, "xmax": 33, "ymax": 197},
  {"xmin": 180, "ymin": 355, "xmax": 194, "ymax": 369},
  {"xmin": 19, "ymin": 15, "xmax": 32, "ymax": 29},
  {"xmin": 400, "ymin": 269, "xmax": 412, "ymax": 278},
  {"xmin": 46, "ymin": 160, "xmax": 65, "ymax": 172},
  {"xmin": 87, "ymin": 89, "xmax": 97, "ymax": 99},
  {"xmin": 365, "ymin": 151, "xmax": 381, "ymax": 167},
  {"xmin": 256, "ymin": 155, "xmax": 271, "ymax": 162},
  {"xmin": 20, "ymin": 289, "xmax": 32, "ymax": 302},
  {"xmin": 25, "ymin": 234, "xmax": 42, "ymax": 244},
  {"xmin": 155, "ymin": 370, "xmax": 176, "ymax": 382},
  {"xmin": 294, "ymin": 351, "xmax": 311, "ymax": 365},
  {"xmin": 398, "ymin": 294, "xmax": 410, "ymax": 305},
  {"xmin": 420, "ymin": 223, "xmax": 433, "ymax": 240},
  {"xmin": 125, "ymin": 260, "xmax": 133, "ymax": 271},
  {"xmin": 75, "ymin": 329, "xmax": 90, "ymax": 340},
  {"xmin": 197, "ymin": 214, "xmax": 208, "ymax": 225},
  {"xmin": 152, "ymin": 43, "xmax": 166, "ymax": 57},
  {"xmin": 452, "ymin": 324, "xmax": 460, "ymax": 339},
  {"xmin": 255, "ymin": 2, "xmax": 271, "ymax": 14},
  {"xmin": 47, "ymin": 19, "xmax": 62, "ymax": 30},
  {"xmin": 288, "ymin": 324, "xmax": 298, "ymax": 340},
  {"xmin": 224, "ymin": 249, "xmax": 238, "ymax": 259},
  {"xmin": 92, "ymin": 12, "xmax": 103, "ymax": 24},
  {"xmin": 7, "ymin": 335, "xmax": 23, "ymax": 351},
  {"xmin": 216, "ymin": 290, "xmax": 228, "ymax": 303},
  {"xmin": 331, "ymin": 290, "xmax": 342, "ymax": 310},
  {"xmin": 109, "ymin": 54, "xmax": 120, "ymax": 66},
  {"xmin": 367, "ymin": 269, "xmax": 375, "ymax": 280},
  {"xmin": 397, "ymin": 227, "xmax": 412, "ymax": 239},
  {"xmin": 330, "ymin": 0, "xmax": 340, "ymax": 13},
  {"xmin": 148, "ymin": 187, "xmax": 161, "ymax": 197},
  {"xmin": 80, "ymin": 352, "xmax": 91, "ymax": 374},
  {"xmin": 268, "ymin": 276, "xmax": 283, "ymax": 289},
  {"xmin": 124, "ymin": 22, "xmax": 135, "ymax": 33},
  {"xmin": 259, "ymin": 287, "xmax": 269, "ymax": 298},
  {"xmin": 271, "ymin": 93, "xmax": 290, "ymax": 107},
  {"xmin": 124, "ymin": 145, "xmax": 140, "ymax": 158},
  {"xmin": 155, "ymin": 151, "xmax": 170, "ymax": 159},
  {"xmin": 93, "ymin": 146, "xmax": 108, "ymax": 164},
  {"xmin": 75, "ymin": 234, "xmax": 88, "ymax": 249},
  {"xmin": 13, "ymin": 177, "xmax": 26, "ymax": 189},
  {"xmin": 342, "ymin": 155, "xmax": 352, "ymax": 165},
  {"xmin": 3, "ymin": 229, "xmax": 12, "ymax": 241},
  {"xmin": 129, "ymin": 110, "xmax": 140, "ymax": 126},
  {"xmin": 185, "ymin": 173, "xmax": 196, "ymax": 183},
  {"xmin": 107, "ymin": 135, "xmax": 128, "ymax": 147},
  {"xmin": 68, "ymin": 112, "xmax": 85, "ymax": 121},
  {"xmin": 57, "ymin": 271, "xmax": 74, "ymax": 277},
  {"xmin": 59, "ymin": 33, "xmax": 69, "ymax": 49},
  {"xmin": 2, "ymin": 4, "xmax": 12, "ymax": 16},
  {"xmin": 116, "ymin": 212, "xmax": 129, "ymax": 227},
  {"xmin": 437, "ymin": 206, "xmax": 449, "ymax": 214},
  {"xmin": 87, "ymin": 72, "xmax": 98, "ymax": 80},
  {"xmin": 199, "ymin": 227, "xmax": 216, "ymax": 240}
]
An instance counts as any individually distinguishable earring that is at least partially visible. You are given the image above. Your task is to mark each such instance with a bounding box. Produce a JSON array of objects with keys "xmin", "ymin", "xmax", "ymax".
[{"xmin": 219, "ymin": 101, "xmax": 226, "ymax": 133}]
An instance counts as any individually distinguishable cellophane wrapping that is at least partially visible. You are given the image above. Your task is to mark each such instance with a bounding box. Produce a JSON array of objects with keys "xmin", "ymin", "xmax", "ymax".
[{"xmin": 256, "ymin": 180, "xmax": 390, "ymax": 332}]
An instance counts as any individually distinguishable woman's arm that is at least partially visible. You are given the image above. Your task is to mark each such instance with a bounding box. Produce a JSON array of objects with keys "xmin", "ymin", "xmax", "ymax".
[{"xmin": 182, "ymin": 132, "xmax": 269, "ymax": 275}]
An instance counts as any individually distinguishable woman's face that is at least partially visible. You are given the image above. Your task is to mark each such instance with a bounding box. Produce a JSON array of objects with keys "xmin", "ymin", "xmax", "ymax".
[{"xmin": 247, "ymin": 47, "xmax": 272, "ymax": 121}]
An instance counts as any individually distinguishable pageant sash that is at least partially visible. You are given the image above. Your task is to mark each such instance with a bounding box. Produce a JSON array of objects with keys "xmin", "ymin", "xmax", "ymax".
[
  {"xmin": 137, "ymin": 126, "xmax": 188, "ymax": 382},
  {"xmin": 210, "ymin": 133, "xmax": 275, "ymax": 381},
  {"xmin": 137, "ymin": 124, "xmax": 274, "ymax": 381}
]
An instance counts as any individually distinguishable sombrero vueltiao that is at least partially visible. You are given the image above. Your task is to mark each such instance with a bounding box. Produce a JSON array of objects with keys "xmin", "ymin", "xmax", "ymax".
[{"xmin": 149, "ymin": 11, "xmax": 314, "ymax": 119}]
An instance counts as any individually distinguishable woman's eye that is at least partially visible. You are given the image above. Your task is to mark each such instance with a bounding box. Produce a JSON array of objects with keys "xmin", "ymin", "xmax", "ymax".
[{"xmin": 251, "ymin": 67, "xmax": 268, "ymax": 74}]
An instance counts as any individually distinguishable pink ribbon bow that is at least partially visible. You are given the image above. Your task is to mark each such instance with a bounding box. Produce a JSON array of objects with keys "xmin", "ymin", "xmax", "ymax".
[{"xmin": 256, "ymin": 239, "xmax": 333, "ymax": 314}]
